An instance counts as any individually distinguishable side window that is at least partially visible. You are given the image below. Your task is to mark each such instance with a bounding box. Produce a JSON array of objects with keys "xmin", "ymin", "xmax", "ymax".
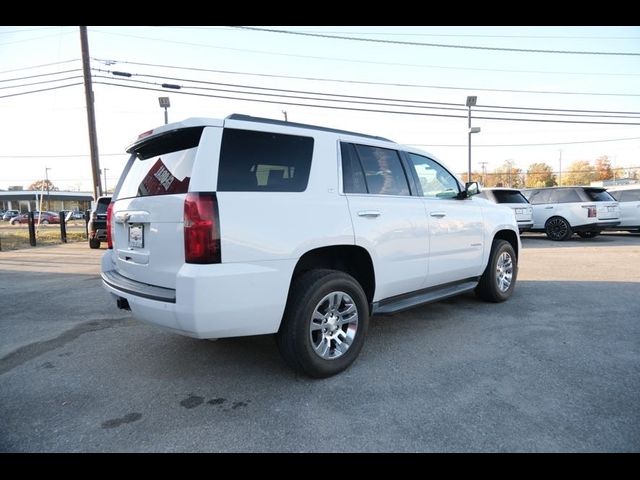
[
  {"xmin": 407, "ymin": 153, "xmax": 460, "ymax": 199},
  {"xmin": 341, "ymin": 143, "xmax": 367, "ymax": 194},
  {"xmin": 620, "ymin": 189, "xmax": 640, "ymax": 202},
  {"xmin": 217, "ymin": 129, "xmax": 314, "ymax": 192},
  {"xmin": 527, "ymin": 189, "xmax": 551, "ymax": 205},
  {"xmin": 354, "ymin": 145, "xmax": 410, "ymax": 196},
  {"xmin": 550, "ymin": 189, "xmax": 581, "ymax": 203}
]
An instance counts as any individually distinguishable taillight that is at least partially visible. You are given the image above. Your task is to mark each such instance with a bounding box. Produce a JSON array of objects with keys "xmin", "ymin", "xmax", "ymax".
[
  {"xmin": 184, "ymin": 192, "xmax": 221, "ymax": 264},
  {"xmin": 106, "ymin": 202, "xmax": 114, "ymax": 249}
]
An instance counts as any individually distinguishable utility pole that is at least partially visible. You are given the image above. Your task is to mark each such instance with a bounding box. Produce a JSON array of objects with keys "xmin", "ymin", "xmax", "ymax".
[
  {"xmin": 80, "ymin": 26, "xmax": 102, "ymax": 201},
  {"xmin": 479, "ymin": 161, "xmax": 488, "ymax": 186},
  {"xmin": 558, "ymin": 149, "xmax": 563, "ymax": 186},
  {"xmin": 45, "ymin": 167, "xmax": 51, "ymax": 211}
]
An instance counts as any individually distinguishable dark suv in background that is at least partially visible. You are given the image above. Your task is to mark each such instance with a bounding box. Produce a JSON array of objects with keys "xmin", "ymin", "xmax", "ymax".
[{"xmin": 88, "ymin": 196, "xmax": 112, "ymax": 249}]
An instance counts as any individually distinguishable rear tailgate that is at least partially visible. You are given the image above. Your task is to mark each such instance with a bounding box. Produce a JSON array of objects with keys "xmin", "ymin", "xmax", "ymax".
[
  {"xmin": 596, "ymin": 202, "xmax": 620, "ymax": 220},
  {"xmin": 111, "ymin": 126, "xmax": 206, "ymax": 289}
]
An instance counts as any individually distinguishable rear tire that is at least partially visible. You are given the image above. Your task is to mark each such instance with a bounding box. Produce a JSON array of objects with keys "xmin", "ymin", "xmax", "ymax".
[
  {"xmin": 276, "ymin": 269, "xmax": 369, "ymax": 378},
  {"xmin": 89, "ymin": 238, "xmax": 100, "ymax": 249},
  {"xmin": 577, "ymin": 231, "xmax": 599, "ymax": 239},
  {"xmin": 545, "ymin": 216, "xmax": 572, "ymax": 241},
  {"xmin": 476, "ymin": 239, "xmax": 517, "ymax": 303}
]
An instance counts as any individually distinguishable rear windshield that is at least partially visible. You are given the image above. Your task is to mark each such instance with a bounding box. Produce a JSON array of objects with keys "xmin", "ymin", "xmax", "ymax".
[
  {"xmin": 584, "ymin": 189, "xmax": 615, "ymax": 202},
  {"xmin": 217, "ymin": 128, "xmax": 314, "ymax": 192},
  {"xmin": 118, "ymin": 127, "xmax": 203, "ymax": 200},
  {"xmin": 96, "ymin": 199, "xmax": 111, "ymax": 213},
  {"xmin": 492, "ymin": 190, "xmax": 529, "ymax": 204}
]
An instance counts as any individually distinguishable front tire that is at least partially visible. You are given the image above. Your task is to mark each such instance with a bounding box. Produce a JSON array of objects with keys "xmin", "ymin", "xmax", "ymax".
[
  {"xmin": 276, "ymin": 269, "xmax": 369, "ymax": 378},
  {"xmin": 545, "ymin": 216, "xmax": 572, "ymax": 241},
  {"xmin": 476, "ymin": 239, "xmax": 517, "ymax": 303}
]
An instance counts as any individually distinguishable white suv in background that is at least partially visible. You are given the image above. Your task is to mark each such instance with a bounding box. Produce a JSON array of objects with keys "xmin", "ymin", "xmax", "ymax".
[
  {"xmin": 477, "ymin": 188, "xmax": 533, "ymax": 233},
  {"xmin": 101, "ymin": 114, "xmax": 521, "ymax": 378},
  {"xmin": 522, "ymin": 186, "xmax": 620, "ymax": 241},
  {"xmin": 606, "ymin": 184, "xmax": 640, "ymax": 232}
]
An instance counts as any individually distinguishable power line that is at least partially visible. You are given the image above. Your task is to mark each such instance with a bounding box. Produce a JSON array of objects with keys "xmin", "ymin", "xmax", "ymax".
[
  {"xmin": 408, "ymin": 136, "xmax": 640, "ymax": 147},
  {"xmin": 94, "ymin": 59, "xmax": 640, "ymax": 102},
  {"xmin": 89, "ymin": 32, "xmax": 640, "ymax": 79},
  {"xmin": 231, "ymin": 26, "xmax": 640, "ymax": 57},
  {"xmin": 94, "ymin": 80, "xmax": 640, "ymax": 125},
  {"xmin": 0, "ymin": 31, "xmax": 75, "ymax": 47},
  {"xmin": 154, "ymin": 26, "xmax": 640, "ymax": 40},
  {"xmin": 0, "ymin": 82, "xmax": 83, "ymax": 99},
  {"xmin": 0, "ymin": 26, "xmax": 70, "ymax": 35},
  {"xmin": 0, "ymin": 75, "xmax": 84, "ymax": 91},
  {"xmin": 0, "ymin": 153, "xmax": 124, "ymax": 158},
  {"xmin": 0, "ymin": 59, "xmax": 80, "ymax": 75},
  {"xmin": 0, "ymin": 69, "xmax": 82, "ymax": 83},
  {"xmin": 94, "ymin": 68, "xmax": 640, "ymax": 119}
]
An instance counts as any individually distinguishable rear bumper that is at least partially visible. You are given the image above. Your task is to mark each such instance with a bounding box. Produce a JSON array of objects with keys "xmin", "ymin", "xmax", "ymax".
[
  {"xmin": 101, "ymin": 252, "xmax": 295, "ymax": 339},
  {"xmin": 517, "ymin": 220, "xmax": 533, "ymax": 233},
  {"xmin": 572, "ymin": 220, "xmax": 620, "ymax": 232}
]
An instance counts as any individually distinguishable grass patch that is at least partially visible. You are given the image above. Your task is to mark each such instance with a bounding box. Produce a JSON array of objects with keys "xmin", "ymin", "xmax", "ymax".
[{"xmin": 0, "ymin": 228, "xmax": 87, "ymax": 251}]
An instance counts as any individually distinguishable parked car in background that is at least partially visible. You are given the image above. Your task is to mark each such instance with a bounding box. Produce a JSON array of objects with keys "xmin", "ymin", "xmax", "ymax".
[
  {"xmin": 477, "ymin": 188, "xmax": 533, "ymax": 233},
  {"xmin": 10, "ymin": 211, "xmax": 61, "ymax": 225},
  {"xmin": 2, "ymin": 210, "xmax": 19, "ymax": 221},
  {"xmin": 606, "ymin": 184, "xmax": 640, "ymax": 232},
  {"xmin": 522, "ymin": 186, "xmax": 620, "ymax": 241},
  {"xmin": 88, "ymin": 196, "xmax": 112, "ymax": 249}
]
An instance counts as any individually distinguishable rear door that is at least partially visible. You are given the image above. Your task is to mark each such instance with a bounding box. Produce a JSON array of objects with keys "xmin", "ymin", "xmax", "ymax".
[{"xmin": 112, "ymin": 126, "xmax": 217, "ymax": 288}]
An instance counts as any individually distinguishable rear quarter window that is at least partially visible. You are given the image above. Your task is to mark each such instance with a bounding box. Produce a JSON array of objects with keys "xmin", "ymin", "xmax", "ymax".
[{"xmin": 217, "ymin": 129, "xmax": 314, "ymax": 192}]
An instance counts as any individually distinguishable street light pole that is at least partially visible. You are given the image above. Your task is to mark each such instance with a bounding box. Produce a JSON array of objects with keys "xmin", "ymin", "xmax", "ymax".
[
  {"xmin": 466, "ymin": 96, "xmax": 480, "ymax": 184},
  {"xmin": 558, "ymin": 149, "xmax": 563, "ymax": 186}
]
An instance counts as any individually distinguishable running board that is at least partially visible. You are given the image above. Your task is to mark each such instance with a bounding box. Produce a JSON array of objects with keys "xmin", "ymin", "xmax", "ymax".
[{"xmin": 372, "ymin": 279, "xmax": 479, "ymax": 315}]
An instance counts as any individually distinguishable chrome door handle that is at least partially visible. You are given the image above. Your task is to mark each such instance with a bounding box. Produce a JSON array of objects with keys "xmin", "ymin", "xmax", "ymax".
[
  {"xmin": 430, "ymin": 212, "xmax": 446, "ymax": 218},
  {"xmin": 357, "ymin": 210, "xmax": 381, "ymax": 217}
]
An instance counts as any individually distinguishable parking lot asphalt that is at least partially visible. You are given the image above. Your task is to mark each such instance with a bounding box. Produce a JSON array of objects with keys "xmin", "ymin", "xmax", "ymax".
[{"xmin": 1, "ymin": 233, "xmax": 639, "ymax": 452}]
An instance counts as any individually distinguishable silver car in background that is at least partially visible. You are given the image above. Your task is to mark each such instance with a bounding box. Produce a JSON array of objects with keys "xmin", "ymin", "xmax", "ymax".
[
  {"xmin": 606, "ymin": 184, "xmax": 640, "ymax": 232},
  {"xmin": 522, "ymin": 187, "xmax": 620, "ymax": 241}
]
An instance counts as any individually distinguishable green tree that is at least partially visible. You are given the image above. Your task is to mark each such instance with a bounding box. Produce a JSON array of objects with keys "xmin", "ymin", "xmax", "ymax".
[
  {"xmin": 28, "ymin": 179, "xmax": 59, "ymax": 191},
  {"xmin": 562, "ymin": 160, "xmax": 595, "ymax": 186},
  {"xmin": 594, "ymin": 155, "xmax": 613, "ymax": 181},
  {"xmin": 526, "ymin": 162, "xmax": 556, "ymax": 187}
]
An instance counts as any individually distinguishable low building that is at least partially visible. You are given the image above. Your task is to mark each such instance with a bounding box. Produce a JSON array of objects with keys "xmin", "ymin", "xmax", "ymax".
[{"xmin": 0, "ymin": 190, "xmax": 93, "ymax": 213}]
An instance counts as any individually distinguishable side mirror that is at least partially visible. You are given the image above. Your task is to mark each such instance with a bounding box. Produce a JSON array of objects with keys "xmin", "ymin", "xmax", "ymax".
[{"xmin": 464, "ymin": 181, "xmax": 480, "ymax": 198}]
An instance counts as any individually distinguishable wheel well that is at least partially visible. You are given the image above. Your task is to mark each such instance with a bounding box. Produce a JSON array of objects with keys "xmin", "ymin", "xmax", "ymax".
[
  {"xmin": 291, "ymin": 245, "xmax": 375, "ymax": 304},
  {"xmin": 494, "ymin": 229, "xmax": 519, "ymax": 259}
]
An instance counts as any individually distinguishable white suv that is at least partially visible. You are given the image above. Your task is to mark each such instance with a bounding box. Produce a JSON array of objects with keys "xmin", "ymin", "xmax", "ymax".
[
  {"xmin": 522, "ymin": 186, "xmax": 620, "ymax": 241},
  {"xmin": 477, "ymin": 188, "xmax": 533, "ymax": 233},
  {"xmin": 101, "ymin": 114, "xmax": 521, "ymax": 377},
  {"xmin": 606, "ymin": 184, "xmax": 640, "ymax": 232}
]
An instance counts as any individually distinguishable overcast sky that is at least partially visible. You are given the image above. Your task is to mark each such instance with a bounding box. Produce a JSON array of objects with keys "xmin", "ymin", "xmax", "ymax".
[{"xmin": 1, "ymin": 26, "xmax": 639, "ymax": 192}]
